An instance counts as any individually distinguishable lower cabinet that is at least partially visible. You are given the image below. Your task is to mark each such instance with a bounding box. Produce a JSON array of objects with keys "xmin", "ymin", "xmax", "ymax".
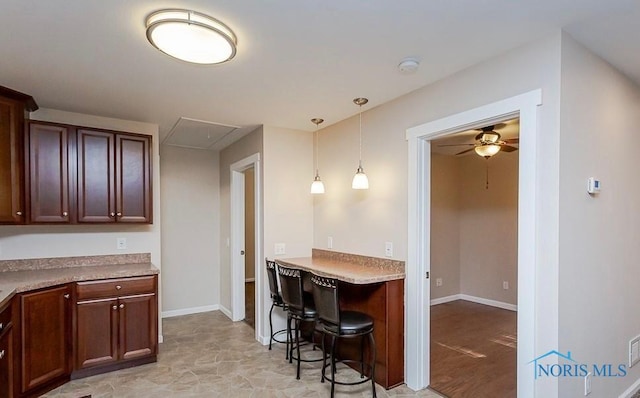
[
  {"xmin": 19, "ymin": 285, "xmax": 71, "ymax": 396},
  {"xmin": 74, "ymin": 276, "xmax": 157, "ymax": 377},
  {"xmin": 0, "ymin": 302, "xmax": 14, "ymax": 398}
]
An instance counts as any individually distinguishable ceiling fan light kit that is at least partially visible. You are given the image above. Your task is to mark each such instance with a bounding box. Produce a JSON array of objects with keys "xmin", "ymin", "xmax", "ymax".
[
  {"xmin": 146, "ymin": 9, "xmax": 237, "ymax": 65},
  {"xmin": 474, "ymin": 144, "xmax": 501, "ymax": 158}
]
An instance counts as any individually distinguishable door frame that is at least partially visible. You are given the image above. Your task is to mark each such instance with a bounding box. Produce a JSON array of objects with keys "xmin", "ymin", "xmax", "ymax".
[
  {"xmin": 230, "ymin": 153, "xmax": 263, "ymax": 343},
  {"xmin": 405, "ymin": 89, "xmax": 542, "ymax": 397}
]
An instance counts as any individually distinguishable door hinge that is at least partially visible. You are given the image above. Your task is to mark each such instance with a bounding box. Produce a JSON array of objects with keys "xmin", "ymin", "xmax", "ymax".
[{"xmin": 426, "ymin": 271, "xmax": 430, "ymax": 279}]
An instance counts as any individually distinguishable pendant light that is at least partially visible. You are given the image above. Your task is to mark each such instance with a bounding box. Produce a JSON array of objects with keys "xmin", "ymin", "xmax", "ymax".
[
  {"xmin": 352, "ymin": 97, "xmax": 369, "ymax": 190},
  {"xmin": 310, "ymin": 118, "xmax": 325, "ymax": 194}
]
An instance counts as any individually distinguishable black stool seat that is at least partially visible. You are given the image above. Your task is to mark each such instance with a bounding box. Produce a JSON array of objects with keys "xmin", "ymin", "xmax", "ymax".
[{"xmin": 311, "ymin": 274, "xmax": 377, "ymax": 398}]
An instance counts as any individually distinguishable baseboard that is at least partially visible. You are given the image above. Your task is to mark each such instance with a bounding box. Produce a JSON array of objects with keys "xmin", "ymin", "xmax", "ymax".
[
  {"xmin": 219, "ymin": 304, "xmax": 233, "ymax": 320},
  {"xmin": 158, "ymin": 334, "xmax": 164, "ymax": 344},
  {"xmin": 460, "ymin": 294, "xmax": 517, "ymax": 311},
  {"xmin": 245, "ymin": 278, "xmax": 255, "ymax": 282},
  {"xmin": 430, "ymin": 294, "xmax": 461, "ymax": 305},
  {"xmin": 161, "ymin": 304, "xmax": 220, "ymax": 318},
  {"xmin": 619, "ymin": 377, "xmax": 640, "ymax": 398},
  {"xmin": 430, "ymin": 293, "xmax": 517, "ymax": 311}
]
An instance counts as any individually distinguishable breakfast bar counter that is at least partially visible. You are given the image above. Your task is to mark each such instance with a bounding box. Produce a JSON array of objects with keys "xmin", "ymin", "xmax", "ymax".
[{"xmin": 276, "ymin": 249, "xmax": 405, "ymax": 389}]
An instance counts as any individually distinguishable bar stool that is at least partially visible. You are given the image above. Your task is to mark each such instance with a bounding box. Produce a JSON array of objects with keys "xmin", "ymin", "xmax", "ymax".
[
  {"xmin": 310, "ymin": 274, "xmax": 376, "ymax": 398},
  {"xmin": 265, "ymin": 259, "xmax": 289, "ymax": 354},
  {"xmin": 277, "ymin": 264, "xmax": 324, "ymax": 379}
]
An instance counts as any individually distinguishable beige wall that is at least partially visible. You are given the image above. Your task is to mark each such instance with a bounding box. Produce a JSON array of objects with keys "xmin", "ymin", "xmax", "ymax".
[
  {"xmin": 430, "ymin": 153, "xmax": 461, "ymax": 298},
  {"xmin": 558, "ymin": 33, "xmax": 640, "ymax": 397},
  {"xmin": 430, "ymin": 152, "xmax": 518, "ymax": 305},
  {"xmin": 219, "ymin": 127, "xmax": 263, "ymax": 313},
  {"xmin": 160, "ymin": 145, "xmax": 219, "ymax": 314},
  {"xmin": 458, "ymin": 153, "xmax": 518, "ymax": 305},
  {"xmin": 244, "ymin": 167, "xmax": 255, "ymax": 280}
]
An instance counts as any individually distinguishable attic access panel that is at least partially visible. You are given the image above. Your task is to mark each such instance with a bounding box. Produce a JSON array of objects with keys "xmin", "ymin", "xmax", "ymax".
[{"xmin": 162, "ymin": 117, "xmax": 239, "ymax": 150}]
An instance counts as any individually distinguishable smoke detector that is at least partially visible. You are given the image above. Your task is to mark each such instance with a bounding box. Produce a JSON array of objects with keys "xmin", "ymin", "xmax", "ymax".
[{"xmin": 398, "ymin": 57, "xmax": 420, "ymax": 74}]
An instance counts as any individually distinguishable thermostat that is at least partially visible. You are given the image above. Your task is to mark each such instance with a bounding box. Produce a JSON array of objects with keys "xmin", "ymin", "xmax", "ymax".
[{"xmin": 587, "ymin": 177, "xmax": 601, "ymax": 194}]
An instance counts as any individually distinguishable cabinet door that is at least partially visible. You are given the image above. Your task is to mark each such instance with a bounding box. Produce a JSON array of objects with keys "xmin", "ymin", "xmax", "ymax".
[
  {"xmin": 75, "ymin": 298, "xmax": 118, "ymax": 369},
  {"xmin": 27, "ymin": 123, "xmax": 71, "ymax": 223},
  {"xmin": 0, "ymin": 97, "xmax": 25, "ymax": 224},
  {"xmin": 20, "ymin": 285, "xmax": 71, "ymax": 393},
  {"xmin": 0, "ymin": 326, "xmax": 13, "ymax": 398},
  {"xmin": 118, "ymin": 294, "xmax": 157, "ymax": 361},
  {"xmin": 77, "ymin": 129, "xmax": 116, "ymax": 222},
  {"xmin": 116, "ymin": 134, "xmax": 152, "ymax": 223}
]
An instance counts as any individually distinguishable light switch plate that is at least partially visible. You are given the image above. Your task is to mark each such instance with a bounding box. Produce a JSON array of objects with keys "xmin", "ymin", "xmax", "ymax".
[
  {"xmin": 385, "ymin": 242, "xmax": 393, "ymax": 257},
  {"xmin": 117, "ymin": 238, "xmax": 127, "ymax": 250},
  {"xmin": 630, "ymin": 335, "xmax": 640, "ymax": 367},
  {"xmin": 274, "ymin": 243, "xmax": 286, "ymax": 255}
]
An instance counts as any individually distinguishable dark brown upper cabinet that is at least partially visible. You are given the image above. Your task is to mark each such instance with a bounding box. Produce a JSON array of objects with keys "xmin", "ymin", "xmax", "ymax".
[
  {"xmin": 0, "ymin": 85, "xmax": 38, "ymax": 224},
  {"xmin": 27, "ymin": 122, "xmax": 152, "ymax": 224},
  {"xmin": 27, "ymin": 122, "xmax": 73, "ymax": 223}
]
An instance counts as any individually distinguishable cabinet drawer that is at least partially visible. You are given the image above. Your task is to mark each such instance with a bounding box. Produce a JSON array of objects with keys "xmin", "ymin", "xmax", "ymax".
[
  {"xmin": 77, "ymin": 276, "xmax": 156, "ymax": 300},
  {"xmin": 0, "ymin": 303, "xmax": 11, "ymax": 335}
]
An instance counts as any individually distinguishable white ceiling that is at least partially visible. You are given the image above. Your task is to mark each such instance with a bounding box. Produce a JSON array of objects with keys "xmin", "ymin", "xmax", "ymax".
[{"xmin": 0, "ymin": 1, "xmax": 638, "ymax": 147}]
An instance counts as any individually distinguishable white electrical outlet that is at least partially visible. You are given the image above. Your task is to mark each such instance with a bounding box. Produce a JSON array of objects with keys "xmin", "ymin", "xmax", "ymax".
[
  {"xmin": 385, "ymin": 242, "xmax": 393, "ymax": 257},
  {"xmin": 503, "ymin": 281, "xmax": 509, "ymax": 290},
  {"xmin": 629, "ymin": 335, "xmax": 640, "ymax": 367},
  {"xmin": 584, "ymin": 372, "xmax": 592, "ymax": 395},
  {"xmin": 436, "ymin": 278, "xmax": 443, "ymax": 287},
  {"xmin": 274, "ymin": 243, "xmax": 286, "ymax": 255},
  {"xmin": 117, "ymin": 238, "xmax": 127, "ymax": 250},
  {"xmin": 327, "ymin": 237, "xmax": 333, "ymax": 249}
]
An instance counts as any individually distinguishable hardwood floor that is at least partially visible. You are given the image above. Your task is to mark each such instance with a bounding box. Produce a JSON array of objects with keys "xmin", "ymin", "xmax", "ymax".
[
  {"xmin": 430, "ymin": 300, "xmax": 516, "ymax": 398},
  {"xmin": 244, "ymin": 281, "xmax": 255, "ymax": 328}
]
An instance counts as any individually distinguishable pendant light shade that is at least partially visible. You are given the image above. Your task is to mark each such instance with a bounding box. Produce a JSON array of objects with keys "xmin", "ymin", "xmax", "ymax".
[
  {"xmin": 352, "ymin": 97, "xmax": 369, "ymax": 190},
  {"xmin": 146, "ymin": 9, "xmax": 237, "ymax": 65},
  {"xmin": 310, "ymin": 118, "xmax": 325, "ymax": 194}
]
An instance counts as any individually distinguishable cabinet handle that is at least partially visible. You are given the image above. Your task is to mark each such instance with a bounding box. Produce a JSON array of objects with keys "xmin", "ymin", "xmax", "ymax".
[
  {"xmin": 116, "ymin": 212, "xmax": 122, "ymax": 217},
  {"xmin": 115, "ymin": 285, "xmax": 122, "ymax": 290},
  {"xmin": 0, "ymin": 350, "xmax": 4, "ymax": 360},
  {"xmin": 109, "ymin": 212, "xmax": 116, "ymax": 218},
  {"xmin": 64, "ymin": 293, "xmax": 70, "ymax": 299},
  {"xmin": 16, "ymin": 211, "xmax": 22, "ymax": 216},
  {"xmin": 119, "ymin": 303, "xmax": 125, "ymax": 309},
  {"xmin": 112, "ymin": 305, "xmax": 117, "ymax": 310},
  {"xmin": 0, "ymin": 322, "xmax": 3, "ymax": 331},
  {"xmin": 62, "ymin": 211, "xmax": 68, "ymax": 217}
]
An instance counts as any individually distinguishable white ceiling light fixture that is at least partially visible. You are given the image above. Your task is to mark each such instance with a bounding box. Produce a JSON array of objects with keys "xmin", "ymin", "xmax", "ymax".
[
  {"xmin": 352, "ymin": 97, "xmax": 369, "ymax": 190},
  {"xmin": 474, "ymin": 144, "xmax": 501, "ymax": 158},
  {"xmin": 146, "ymin": 9, "xmax": 237, "ymax": 65},
  {"xmin": 310, "ymin": 118, "xmax": 325, "ymax": 194}
]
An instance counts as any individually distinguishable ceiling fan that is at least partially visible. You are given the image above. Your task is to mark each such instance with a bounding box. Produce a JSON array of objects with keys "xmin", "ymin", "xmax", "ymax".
[{"xmin": 440, "ymin": 125, "xmax": 519, "ymax": 158}]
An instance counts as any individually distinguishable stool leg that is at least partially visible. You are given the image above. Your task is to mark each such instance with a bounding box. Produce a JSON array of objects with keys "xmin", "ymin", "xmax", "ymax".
[
  {"xmin": 268, "ymin": 301, "xmax": 275, "ymax": 350},
  {"xmin": 330, "ymin": 335, "xmax": 337, "ymax": 398},
  {"xmin": 369, "ymin": 332, "xmax": 377, "ymax": 398},
  {"xmin": 321, "ymin": 332, "xmax": 327, "ymax": 383},
  {"xmin": 287, "ymin": 315, "xmax": 293, "ymax": 362},
  {"xmin": 295, "ymin": 319, "xmax": 302, "ymax": 380},
  {"xmin": 360, "ymin": 335, "xmax": 365, "ymax": 377}
]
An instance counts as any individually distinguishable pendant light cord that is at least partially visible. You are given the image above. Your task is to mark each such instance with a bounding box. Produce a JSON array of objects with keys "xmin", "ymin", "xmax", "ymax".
[
  {"xmin": 315, "ymin": 128, "xmax": 319, "ymax": 175},
  {"xmin": 358, "ymin": 105, "xmax": 363, "ymax": 167}
]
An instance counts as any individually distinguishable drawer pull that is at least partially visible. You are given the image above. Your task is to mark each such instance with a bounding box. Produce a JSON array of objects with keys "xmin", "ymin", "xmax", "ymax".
[
  {"xmin": 62, "ymin": 211, "xmax": 68, "ymax": 217},
  {"xmin": 116, "ymin": 212, "xmax": 122, "ymax": 217},
  {"xmin": 0, "ymin": 322, "xmax": 3, "ymax": 331},
  {"xmin": 119, "ymin": 303, "xmax": 125, "ymax": 309},
  {"xmin": 109, "ymin": 212, "xmax": 116, "ymax": 218},
  {"xmin": 112, "ymin": 305, "xmax": 118, "ymax": 310},
  {"xmin": 115, "ymin": 285, "xmax": 122, "ymax": 290},
  {"xmin": 64, "ymin": 294, "xmax": 70, "ymax": 299},
  {"xmin": 16, "ymin": 211, "xmax": 22, "ymax": 216},
  {"xmin": 0, "ymin": 349, "xmax": 4, "ymax": 360}
]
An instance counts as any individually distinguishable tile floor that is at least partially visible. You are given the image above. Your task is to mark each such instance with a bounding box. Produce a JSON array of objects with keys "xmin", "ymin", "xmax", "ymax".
[{"xmin": 43, "ymin": 311, "xmax": 443, "ymax": 397}]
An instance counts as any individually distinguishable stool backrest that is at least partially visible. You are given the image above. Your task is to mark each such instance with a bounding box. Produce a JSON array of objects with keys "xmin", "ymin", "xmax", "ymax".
[
  {"xmin": 310, "ymin": 274, "xmax": 340, "ymax": 332},
  {"xmin": 277, "ymin": 265, "xmax": 305, "ymax": 311},
  {"xmin": 265, "ymin": 258, "xmax": 280, "ymax": 300}
]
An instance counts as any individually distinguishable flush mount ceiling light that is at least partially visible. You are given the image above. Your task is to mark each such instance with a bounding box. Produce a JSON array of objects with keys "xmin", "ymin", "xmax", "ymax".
[
  {"xmin": 352, "ymin": 97, "xmax": 369, "ymax": 190},
  {"xmin": 146, "ymin": 9, "xmax": 237, "ymax": 64},
  {"xmin": 310, "ymin": 118, "xmax": 325, "ymax": 194}
]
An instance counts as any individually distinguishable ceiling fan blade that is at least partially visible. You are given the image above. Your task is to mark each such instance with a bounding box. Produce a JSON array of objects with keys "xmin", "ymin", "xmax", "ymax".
[
  {"xmin": 455, "ymin": 147, "xmax": 476, "ymax": 155},
  {"xmin": 438, "ymin": 143, "xmax": 474, "ymax": 147},
  {"xmin": 503, "ymin": 138, "xmax": 519, "ymax": 144},
  {"xmin": 500, "ymin": 145, "xmax": 518, "ymax": 152}
]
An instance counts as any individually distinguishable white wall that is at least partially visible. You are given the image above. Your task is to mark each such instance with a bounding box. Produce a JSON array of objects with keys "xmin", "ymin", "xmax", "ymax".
[
  {"xmin": 0, "ymin": 108, "xmax": 161, "ymax": 269},
  {"xmin": 558, "ymin": 33, "xmax": 640, "ymax": 398},
  {"xmin": 313, "ymin": 34, "xmax": 562, "ymax": 396},
  {"xmin": 160, "ymin": 145, "xmax": 219, "ymax": 316},
  {"xmin": 219, "ymin": 127, "xmax": 263, "ymax": 313}
]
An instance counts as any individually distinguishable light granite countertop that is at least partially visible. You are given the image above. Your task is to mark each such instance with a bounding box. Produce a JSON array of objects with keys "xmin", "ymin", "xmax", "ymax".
[
  {"xmin": 276, "ymin": 255, "xmax": 405, "ymax": 284},
  {"xmin": 0, "ymin": 258, "xmax": 158, "ymax": 309}
]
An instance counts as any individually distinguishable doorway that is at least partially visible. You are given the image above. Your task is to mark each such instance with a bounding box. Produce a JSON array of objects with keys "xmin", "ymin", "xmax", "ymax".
[
  {"xmin": 429, "ymin": 119, "xmax": 519, "ymax": 397},
  {"xmin": 405, "ymin": 90, "xmax": 541, "ymax": 397},
  {"xmin": 243, "ymin": 167, "xmax": 256, "ymax": 328}
]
